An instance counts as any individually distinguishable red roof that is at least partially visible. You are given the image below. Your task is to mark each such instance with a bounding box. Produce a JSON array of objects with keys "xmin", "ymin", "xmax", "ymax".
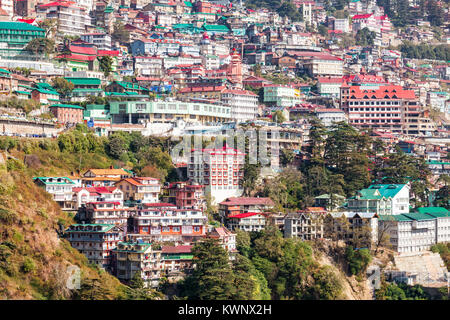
[
  {"xmin": 69, "ymin": 45, "xmax": 97, "ymax": 55},
  {"xmin": 142, "ymin": 202, "xmax": 176, "ymax": 207},
  {"xmin": 228, "ymin": 212, "xmax": 267, "ymax": 219},
  {"xmin": 352, "ymin": 14, "xmax": 373, "ymax": 19},
  {"xmin": 347, "ymin": 85, "xmax": 416, "ymax": 99},
  {"xmin": 97, "ymin": 50, "xmax": 120, "ymax": 57},
  {"xmin": 219, "ymin": 197, "xmax": 274, "ymax": 206},
  {"xmin": 38, "ymin": 1, "xmax": 75, "ymax": 7},
  {"xmin": 161, "ymin": 245, "xmax": 192, "ymax": 254},
  {"xmin": 56, "ymin": 54, "xmax": 96, "ymax": 62}
]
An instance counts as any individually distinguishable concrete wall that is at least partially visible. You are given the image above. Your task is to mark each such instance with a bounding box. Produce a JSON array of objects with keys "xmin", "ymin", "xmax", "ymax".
[{"xmin": 0, "ymin": 119, "xmax": 61, "ymax": 135}]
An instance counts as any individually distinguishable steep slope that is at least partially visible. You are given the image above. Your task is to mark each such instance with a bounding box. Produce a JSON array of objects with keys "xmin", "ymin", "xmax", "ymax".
[{"xmin": 0, "ymin": 150, "xmax": 136, "ymax": 300}]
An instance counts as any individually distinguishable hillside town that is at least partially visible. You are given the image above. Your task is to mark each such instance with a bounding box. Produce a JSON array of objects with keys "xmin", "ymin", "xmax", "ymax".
[{"xmin": 0, "ymin": 0, "xmax": 449, "ymax": 301}]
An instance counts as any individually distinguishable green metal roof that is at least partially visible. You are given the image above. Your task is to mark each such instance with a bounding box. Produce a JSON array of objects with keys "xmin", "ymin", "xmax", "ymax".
[
  {"xmin": 114, "ymin": 81, "xmax": 149, "ymax": 91},
  {"xmin": 203, "ymin": 24, "xmax": 230, "ymax": 32},
  {"xmin": 0, "ymin": 68, "xmax": 10, "ymax": 74},
  {"xmin": 367, "ymin": 184, "xmax": 406, "ymax": 198},
  {"xmin": 14, "ymin": 90, "xmax": 31, "ymax": 95},
  {"xmin": 403, "ymin": 212, "xmax": 435, "ymax": 221},
  {"xmin": 416, "ymin": 207, "xmax": 449, "ymax": 214},
  {"xmin": 33, "ymin": 177, "xmax": 75, "ymax": 185},
  {"xmin": 379, "ymin": 215, "xmax": 411, "ymax": 222},
  {"xmin": 72, "ymin": 88, "xmax": 104, "ymax": 93},
  {"xmin": 66, "ymin": 224, "xmax": 116, "ymax": 233},
  {"xmin": 65, "ymin": 77, "xmax": 101, "ymax": 86},
  {"xmin": 184, "ymin": 1, "xmax": 193, "ymax": 7},
  {"xmin": 33, "ymin": 88, "xmax": 60, "ymax": 95},
  {"xmin": 427, "ymin": 160, "xmax": 450, "ymax": 165},
  {"xmin": 0, "ymin": 22, "xmax": 44, "ymax": 32},
  {"xmin": 416, "ymin": 207, "xmax": 450, "ymax": 218},
  {"xmin": 86, "ymin": 104, "xmax": 107, "ymax": 110},
  {"xmin": 49, "ymin": 104, "xmax": 84, "ymax": 110}
]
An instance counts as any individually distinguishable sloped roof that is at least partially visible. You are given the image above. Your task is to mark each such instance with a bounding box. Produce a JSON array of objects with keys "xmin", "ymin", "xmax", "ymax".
[
  {"xmin": 220, "ymin": 197, "xmax": 274, "ymax": 206},
  {"xmin": 0, "ymin": 22, "xmax": 44, "ymax": 32},
  {"xmin": 368, "ymin": 184, "xmax": 407, "ymax": 198},
  {"xmin": 65, "ymin": 77, "xmax": 101, "ymax": 86},
  {"xmin": 228, "ymin": 212, "xmax": 267, "ymax": 219}
]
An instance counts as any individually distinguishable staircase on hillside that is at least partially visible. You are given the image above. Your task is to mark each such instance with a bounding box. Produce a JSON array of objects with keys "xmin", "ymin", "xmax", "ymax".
[{"xmin": 392, "ymin": 251, "xmax": 448, "ymax": 286}]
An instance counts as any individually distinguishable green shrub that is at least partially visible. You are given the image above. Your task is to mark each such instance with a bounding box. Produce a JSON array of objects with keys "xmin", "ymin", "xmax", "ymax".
[
  {"xmin": 0, "ymin": 207, "xmax": 17, "ymax": 224},
  {"xmin": 6, "ymin": 158, "xmax": 24, "ymax": 171},
  {"xmin": 345, "ymin": 246, "xmax": 372, "ymax": 276},
  {"xmin": 21, "ymin": 258, "xmax": 35, "ymax": 273}
]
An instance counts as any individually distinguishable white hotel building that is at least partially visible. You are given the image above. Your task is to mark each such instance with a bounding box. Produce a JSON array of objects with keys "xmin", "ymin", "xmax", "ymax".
[{"xmin": 221, "ymin": 89, "xmax": 259, "ymax": 122}]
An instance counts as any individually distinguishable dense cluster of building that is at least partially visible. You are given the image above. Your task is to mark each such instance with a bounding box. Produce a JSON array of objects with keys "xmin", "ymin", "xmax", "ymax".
[{"xmin": 2, "ymin": 0, "xmax": 449, "ymax": 290}]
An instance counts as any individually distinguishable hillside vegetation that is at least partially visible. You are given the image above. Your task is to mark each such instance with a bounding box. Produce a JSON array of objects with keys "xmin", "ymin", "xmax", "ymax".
[{"xmin": 0, "ymin": 133, "xmax": 165, "ymax": 300}]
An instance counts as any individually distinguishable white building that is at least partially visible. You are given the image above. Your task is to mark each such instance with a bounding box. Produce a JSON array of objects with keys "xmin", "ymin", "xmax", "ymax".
[
  {"xmin": 263, "ymin": 85, "xmax": 302, "ymax": 107},
  {"xmin": 347, "ymin": 184, "xmax": 410, "ymax": 216},
  {"xmin": 0, "ymin": 0, "xmax": 13, "ymax": 18},
  {"xmin": 72, "ymin": 186, "xmax": 124, "ymax": 209},
  {"xmin": 221, "ymin": 89, "xmax": 259, "ymax": 122},
  {"xmin": 115, "ymin": 177, "xmax": 161, "ymax": 204},
  {"xmin": 36, "ymin": 1, "xmax": 91, "ymax": 37},
  {"xmin": 334, "ymin": 18, "xmax": 350, "ymax": 33},
  {"xmin": 226, "ymin": 212, "xmax": 267, "ymax": 232},
  {"xmin": 188, "ymin": 146, "xmax": 245, "ymax": 204},
  {"xmin": 315, "ymin": 108, "xmax": 347, "ymax": 127},
  {"xmin": 317, "ymin": 77, "xmax": 343, "ymax": 98},
  {"xmin": 134, "ymin": 56, "xmax": 164, "ymax": 78},
  {"xmin": 80, "ymin": 33, "xmax": 112, "ymax": 50},
  {"xmin": 33, "ymin": 177, "xmax": 75, "ymax": 210}
]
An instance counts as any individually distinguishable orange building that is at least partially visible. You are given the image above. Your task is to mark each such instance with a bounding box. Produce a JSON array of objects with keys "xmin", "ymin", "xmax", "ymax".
[{"xmin": 49, "ymin": 104, "xmax": 84, "ymax": 124}]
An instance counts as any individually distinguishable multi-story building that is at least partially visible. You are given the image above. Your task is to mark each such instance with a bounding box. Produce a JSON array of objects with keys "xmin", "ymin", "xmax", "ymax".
[
  {"xmin": 327, "ymin": 211, "xmax": 379, "ymax": 246},
  {"xmin": 0, "ymin": 0, "xmax": 13, "ymax": 18},
  {"xmin": 221, "ymin": 89, "xmax": 258, "ymax": 122},
  {"xmin": 108, "ymin": 100, "xmax": 232, "ymax": 125},
  {"xmin": 208, "ymin": 226, "xmax": 237, "ymax": 259},
  {"xmin": 314, "ymin": 108, "xmax": 347, "ymax": 127},
  {"xmin": 49, "ymin": 104, "xmax": 84, "ymax": 124},
  {"xmin": 133, "ymin": 56, "xmax": 164, "ymax": 79},
  {"xmin": 36, "ymin": 1, "xmax": 91, "ymax": 37},
  {"xmin": 263, "ymin": 85, "xmax": 302, "ymax": 107},
  {"xmin": 80, "ymin": 33, "xmax": 112, "ymax": 50},
  {"xmin": 72, "ymin": 186, "xmax": 124, "ymax": 209},
  {"xmin": 347, "ymin": 184, "xmax": 410, "ymax": 216},
  {"xmin": 218, "ymin": 197, "xmax": 275, "ymax": 218},
  {"xmin": 340, "ymin": 85, "xmax": 426, "ymax": 135},
  {"xmin": 163, "ymin": 182, "xmax": 205, "ymax": 210},
  {"xmin": 66, "ymin": 223, "xmax": 123, "ymax": 269},
  {"xmin": 317, "ymin": 77, "xmax": 343, "ymax": 98},
  {"xmin": 82, "ymin": 168, "xmax": 132, "ymax": 186},
  {"xmin": 33, "ymin": 177, "xmax": 76, "ymax": 210},
  {"xmin": 14, "ymin": 0, "xmax": 36, "ymax": 17},
  {"xmin": 284, "ymin": 208, "xmax": 327, "ymax": 240},
  {"xmin": 111, "ymin": 241, "xmax": 162, "ymax": 288},
  {"xmin": 188, "ymin": 146, "xmax": 245, "ymax": 204},
  {"xmin": 77, "ymin": 202, "xmax": 132, "ymax": 226},
  {"xmin": 0, "ymin": 22, "xmax": 45, "ymax": 59},
  {"xmin": 160, "ymin": 245, "xmax": 194, "ymax": 280},
  {"xmin": 378, "ymin": 209, "xmax": 449, "ymax": 253},
  {"xmin": 115, "ymin": 177, "xmax": 161, "ymax": 204},
  {"xmin": 130, "ymin": 38, "xmax": 181, "ymax": 56},
  {"xmin": 226, "ymin": 212, "xmax": 267, "ymax": 232},
  {"xmin": 128, "ymin": 207, "xmax": 208, "ymax": 242},
  {"xmin": 287, "ymin": 51, "xmax": 344, "ymax": 77}
]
